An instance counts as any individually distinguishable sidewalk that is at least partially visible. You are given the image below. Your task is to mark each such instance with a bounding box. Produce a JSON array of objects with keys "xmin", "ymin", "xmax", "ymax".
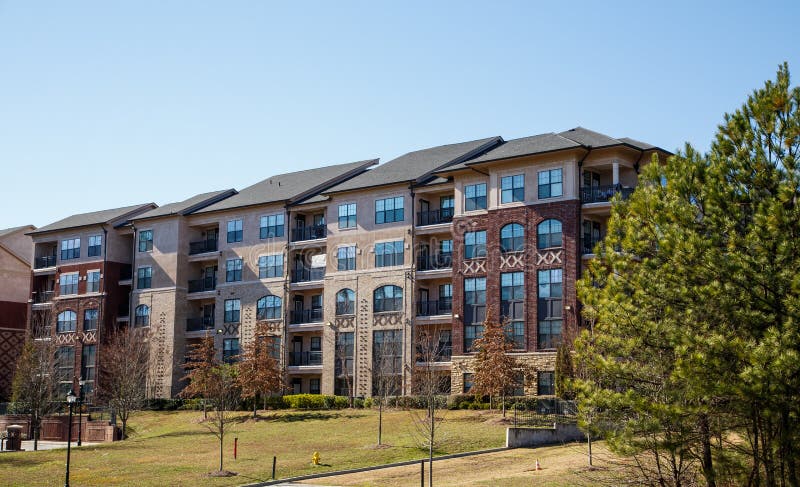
[{"xmin": 1, "ymin": 440, "xmax": 100, "ymax": 452}]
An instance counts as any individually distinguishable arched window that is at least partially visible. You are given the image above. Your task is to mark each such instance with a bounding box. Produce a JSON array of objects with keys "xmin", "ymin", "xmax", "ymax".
[
  {"xmin": 336, "ymin": 289, "xmax": 355, "ymax": 315},
  {"xmin": 500, "ymin": 223, "xmax": 525, "ymax": 252},
  {"xmin": 257, "ymin": 295, "xmax": 282, "ymax": 320},
  {"xmin": 537, "ymin": 219, "xmax": 562, "ymax": 249},
  {"xmin": 374, "ymin": 285, "xmax": 403, "ymax": 313},
  {"xmin": 57, "ymin": 310, "xmax": 77, "ymax": 333},
  {"xmin": 134, "ymin": 305, "xmax": 150, "ymax": 327}
]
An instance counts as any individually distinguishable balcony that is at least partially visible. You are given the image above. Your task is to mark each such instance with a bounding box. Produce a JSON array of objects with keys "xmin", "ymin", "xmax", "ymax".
[
  {"xmin": 291, "ymin": 267, "xmax": 325, "ymax": 283},
  {"xmin": 188, "ymin": 277, "xmax": 216, "ymax": 293},
  {"xmin": 290, "ymin": 308, "xmax": 323, "ymax": 324},
  {"xmin": 291, "ymin": 225, "xmax": 326, "ymax": 242},
  {"xmin": 34, "ymin": 255, "xmax": 57, "ymax": 269},
  {"xmin": 582, "ymin": 237, "xmax": 604, "ymax": 255},
  {"xmin": 32, "ymin": 290, "xmax": 55, "ymax": 305},
  {"xmin": 117, "ymin": 303, "xmax": 130, "ymax": 319},
  {"xmin": 186, "ymin": 316, "xmax": 215, "ymax": 332},
  {"xmin": 417, "ymin": 253, "xmax": 452, "ymax": 271},
  {"xmin": 416, "ymin": 345, "xmax": 452, "ymax": 362},
  {"xmin": 119, "ymin": 264, "xmax": 133, "ymax": 281},
  {"xmin": 416, "ymin": 298, "xmax": 453, "ymax": 317},
  {"xmin": 417, "ymin": 208, "xmax": 454, "ymax": 227},
  {"xmin": 189, "ymin": 239, "xmax": 218, "ymax": 255},
  {"xmin": 581, "ymin": 184, "xmax": 634, "ymax": 204},
  {"xmin": 289, "ymin": 351, "xmax": 323, "ymax": 366}
]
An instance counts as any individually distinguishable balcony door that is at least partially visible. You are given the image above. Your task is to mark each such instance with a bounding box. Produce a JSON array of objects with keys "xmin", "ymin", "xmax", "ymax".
[{"xmin": 583, "ymin": 171, "xmax": 600, "ymax": 188}]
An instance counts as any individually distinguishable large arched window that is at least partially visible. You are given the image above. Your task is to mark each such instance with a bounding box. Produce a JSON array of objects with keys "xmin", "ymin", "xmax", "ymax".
[
  {"xmin": 257, "ymin": 295, "xmax": 282, "ymax": 320},
  {"xmin": 537, "ymin": 219, "xmax": 562, "ymax": 249},
  {"xmin": 134, "ymin": 305, "xmax": 150, "ymax": 327},
  {"xmin": 336, "ymin": 289, "xmax": 355, "ymax": 315},
  {"xmin": 373, "ymin": 285, "xmax": 403, "ymax": 313},
  {"xmin": 57, "ymin": 310, "xmax": 77, "ymax": 333},
  {"xmin": 500, "ymin": 223, "xmax": 525, "ymax": 252}
]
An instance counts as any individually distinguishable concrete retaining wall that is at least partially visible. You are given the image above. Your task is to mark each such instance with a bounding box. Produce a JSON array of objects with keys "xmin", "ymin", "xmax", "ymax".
[{"xmin": 506, "ymin": 423, "xmax": 585, "ymax": 448}]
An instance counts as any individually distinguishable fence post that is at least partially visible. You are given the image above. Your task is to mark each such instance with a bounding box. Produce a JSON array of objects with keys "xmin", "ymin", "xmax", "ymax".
[
  {"xmin": 272, "ymin": 456, "xmax": 276, "ymax": 479},
  {"xmin": 420, "ymin": 460, "xmax": 425, "ymax": 487},
  {"xmin": 513, "ymin": 404, "xmax": 517, "ymax": 429}
]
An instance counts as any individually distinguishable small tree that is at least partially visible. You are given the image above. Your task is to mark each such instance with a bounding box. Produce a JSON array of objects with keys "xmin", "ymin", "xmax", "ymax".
[
  {"xmin": 333, "ymin": 328, "xmax": 355, "ymax": 407},
  {"xmin": 11, "ymin": 336, "xmax": 58, "ymax": 451},
  {"xmin": 554, "ymin": 340, "xmax": 575, "ymax": 400},
  {"xmin": 237, "ymin": 330, "xmax": 283, "ymax": 418},
  {"xmin": 181, "ymin": 334, "xmax": 217, "ymax": 419},
  {"xmin": 202, "ymin": 363, "xmax": 240, "ymax": 473},
  {"xmin": 471, "ymin": 315, "xmax": 527, "ymax": 415},
  {"xmin": 371, "ymin": 329, "xmax": 403, "ymax": 446},
  {"xmin": 97, "ymin": 327, "xmax": 150, "ymax": 439}
]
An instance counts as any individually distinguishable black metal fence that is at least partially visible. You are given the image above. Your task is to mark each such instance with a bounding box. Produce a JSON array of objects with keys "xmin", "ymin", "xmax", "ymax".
[{"xmin": 512, "ymin": 399, "xmax": 577, "ymax": 428}]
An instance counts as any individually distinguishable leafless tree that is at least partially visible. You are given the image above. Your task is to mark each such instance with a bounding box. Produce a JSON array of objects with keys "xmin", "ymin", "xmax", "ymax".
[
  {"xmin": 202, "ymin": 363, "xmax": 240, "ymax": 473},
  {"xmin": 333, "ymin": 328, "xmax": 354, "ymax": 407},
  {"xmin": 370, "ymin": 329, "xmax": 403, "ymax": 446}
]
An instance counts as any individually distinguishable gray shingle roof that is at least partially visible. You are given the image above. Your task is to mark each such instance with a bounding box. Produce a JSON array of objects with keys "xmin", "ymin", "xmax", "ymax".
[
  {"xmin": 618, "ymin": 137, "xmax": 657, "ymax": 151},
  {"xmin": 448, "ymin": 133, "xmax": 580, "ymax": 168},
  {"xmin": 324, "ymin": 137, "xmax": 502, "ymax": 194},
  {"xmin": 196, "ymin": 159, "xmax": 377, "ymax": 214},
  {"xmin": 558, "ymin": 126, "xmax": 623, "ymax": 148},
  {"xmin": 0, "ymin": 225, "xmax": 34, "ymax": 239},
  {"xmin": 30, "ymin": 204, "xmax": 156, "ymax": 235},
  {"xmin": 132, "ymin": 189, "xmax": 237, "ymax": 220}
]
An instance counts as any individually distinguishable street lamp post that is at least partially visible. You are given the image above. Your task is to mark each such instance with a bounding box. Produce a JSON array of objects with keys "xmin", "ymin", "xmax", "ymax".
[
  {"xmin": 77, "ymin": 379, "xmax": 85, "ymax": 447},
  {"xmin": 65, "ymin": 390, "xmax": 77, "ymax": 487}
]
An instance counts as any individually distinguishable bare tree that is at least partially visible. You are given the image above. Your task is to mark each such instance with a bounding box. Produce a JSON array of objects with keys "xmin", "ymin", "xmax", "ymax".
[
  {"xmin": 11, "ymin": 309, "xmax": 58, "ymax": 451},
  {"xmin": 97, "ymin": 327, "xmax": 150, "ymax": 439},
  {"xmin": 333, "ymin": 328, "xmax": 354, "ymax": 407},
  {"xmin": 181, "ymin": 334, "xmax": 217, "ymax": 419},
  {"xmin": 409, "ymin": 328, "xmax": 451, "ymax": 487},
  {"xmin": 471, "ymin": 314, "xmax": 529, "ymax": 415},
  {"xmin": 371, "ymin": 329, "xmax": 403, "ymax": 446},
  {"xmin": 202, "ymin": 363, "xmax": 240, "ymax": 474},
  {"xmin": 237, "ymin": 328, "xmax": 283, "ymax": 418}
]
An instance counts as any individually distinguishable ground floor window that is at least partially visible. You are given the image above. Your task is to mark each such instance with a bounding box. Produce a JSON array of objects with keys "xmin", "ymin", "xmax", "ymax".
[{"xmin": 537, "ymin": 371, "xmax": 555, "ymax": 396}]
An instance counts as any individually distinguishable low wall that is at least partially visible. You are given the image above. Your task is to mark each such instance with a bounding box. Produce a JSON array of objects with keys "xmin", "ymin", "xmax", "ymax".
[
  {"xmin": 0, "ymin": 415, "xmax": 119, "ymax": 442},
  {"xmin": 506, "ymin": 423, "xmax": 586, "ymax": 448}
]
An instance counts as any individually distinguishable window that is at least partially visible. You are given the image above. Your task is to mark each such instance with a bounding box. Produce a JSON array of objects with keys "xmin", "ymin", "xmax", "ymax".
[
  {"xmin": 60, "ymin": 273, "xmax": 79, "ymax": 295},
  {"xmin": 375, "ymin": 196, "xmax": 404, "ymax": 224},
  {"xmin": 464, "ymin": 277, "xmax": 486, "ymax": 350},
  {"xmin": 538, "ymin": 168, "xmax": 563, "ymax": 199},
  {"xmin": 337, "ymin": 246, "xmax": 356, "ymax": 271},
  {"xmin": 338, "ymin": 203, "xmax": 357, "ymax": 229},
  {"xmin": 440, "ymin": 239, "xmax": 453, "ymax": 256},
  {"xmin": 226, "ymin": 258, "xmax": 243, "ymax": 282},
  {"xmin": 374, "ymin": 285, "xmax": 402, "ymax": 313},
  {"xmin": 57, "ymin": 310, "xmax": 77, "ymax": 333},
  {"xmin": 88, "ymin": 235, "xmax": 102, "ymax": 257},
  {"xmin": 257, "ymin": 295, "xmax": 282, "ymax": 320},
  {"xmin": 537, "ymin": 219, "xmax": 563, "ymax": 249},
  {"xmin": 335, "ymin": 332, "xmax": 354, "ymax": 379},
  {"xmin": 336, "ymin": 289, "xmax": 355, "ymax": 315},
  {"xmin": 501, "ymin": 174, "xmax": 525, "ymax": 203},
  {"xmin": 506, "ymin": 321, "xmax": 525, "ymax": 349},
  {"xmin": 310, "ymin": 378, "xmax": 321, "ymax": 395},
  {"xmin": 87, "ymin": 270, "xmax": 100, "ymax": 293},
  {"xmin": 138, "ymin": 230, "xmax": 153, "ymax": 252},
  {"xmin": 464, "ymin": 324, "xmax": 484, "ymax": 352},
  {"xmin": 464, "ymin": 230, "xmax": 487, "ymax": 259},
  {"xmin": 227, "ymin": 219, "xmax": 243, "ymax": 243},
  {"xmin": 61, "ymin": 238, "xmax": 80, "ymax": 260},
  {"xmin": 463, "ymin": 373, "xmax": 474, "ymax": 393},
  {"xmin": 375, "ymin": 241, "xmax": 404, "ymax": 267},
  {"xmin": 134, "ymin": 305, "xmax": 150, "ymax": 327},
  {"xmin": 56, "ymin": 347, "xmax": 75, "ymax": 395},
  {"xmin": 373, "ymin": 330, "xmax": 403, "ymax": 395},
  {"xmin": 83, "ymin": 309, "xmax": 98, "ymax": 331},
  {"xmin": 223, "ymin": 338, "xmax": 239, "ymax": 364},
  {"xmin": 537, "ymin": 371, "xmax": 555, "ymax": 396},
  {"xmin": 501, "ymin": 272, "xmax": 525, "ymax": 322},
  {"xmin": 137, "ymin": 266, "xmax": 152, "ymax": 289},
  {"xmin": 441, "ymin": 195, "xmax": 455, "ymax": 214},
  {"xmin": 224, "ymin": 299, "xmax": 241, "ymax": 323},
  {"xmin": 81, "ymin": 344, "xmax": 96, "ymax": 383},
  {"xmin": 538, "ymin": 269, "xmax": 563, "ymax": 349},
  {"xmin": 260, "ymin": 214, "xmax": 285, "ymax": 239},
  {"xmin": 500, "ymin": 223, "xmax": 525, "ymax": 252},
  {"xmin": 258, "ymin": 254, "xmax": 283, "ymax": 279},
  {"xmin": 267, "ymin": 336, "xmax": 281, "ymax": 359},
  {"xmin": 464, "ymin": 183, "xmax": 487, "ymax": 211}
]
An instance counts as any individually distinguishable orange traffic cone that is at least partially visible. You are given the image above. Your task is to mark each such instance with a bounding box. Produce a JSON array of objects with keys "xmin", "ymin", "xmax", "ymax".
[{"xmin": 535, "ymin": 458, "xmax": 542, "ymax": 471}]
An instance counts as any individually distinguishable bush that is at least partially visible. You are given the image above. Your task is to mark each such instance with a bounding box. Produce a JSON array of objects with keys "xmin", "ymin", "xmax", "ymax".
[
  {"xmin": 363, "ymin": 397, "xmax": 373, "ymax": 409},
  {"xmin": 282, "ymin": 394, "xmax": 352, "ymax": 410},
  {"xmin": 144, "ymin": 398, "xmax": 186, "ymax": 411},
  {"xmin": 447, "ymin": 394, "xmax": 491, "ymax": 410},
  {"xmin": 178, "ymin": 398, "xmax": 204, "ymax": 411}
]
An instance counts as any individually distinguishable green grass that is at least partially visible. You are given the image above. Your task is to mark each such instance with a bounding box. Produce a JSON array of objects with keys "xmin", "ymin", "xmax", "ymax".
[{"xmin": 0, "ymin": 408, "xmax": 510, "ymax": 486}]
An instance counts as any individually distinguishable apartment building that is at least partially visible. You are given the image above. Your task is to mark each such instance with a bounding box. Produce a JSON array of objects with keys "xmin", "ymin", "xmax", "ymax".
[
  {"xmin": 27, "ymin": 127, "xmax": 668, "ymax": 400},
  {"xmin": 27, "ymin": 204, "xmax": 156, "ymax": 398},
  {"xmin": 0, "ymin": 225, "xmax": 34, "ymax": 399}
]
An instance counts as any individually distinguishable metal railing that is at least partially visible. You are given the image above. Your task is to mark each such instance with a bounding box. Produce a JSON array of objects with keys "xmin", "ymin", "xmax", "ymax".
[
  {"xmin": 291, "ymin": 267, "xmax": 325, "ymax": 283},
  {"xmin": 288, "ymin": 351, "xmax": 323, "ymax": 366},
  {"xmin": 290, "ymin": 308, "xmax": 324, "ymax": 324},
  {"xmin": 186, "ymin": 316, "xmax": 215, "ymax": 332},
  {"xmin": 417, "ymin": 253, "xmax": 452, "ymax": 271},
  {"xmin": 291, "ymin": 225, "xmax": 327, "ymax": 242},
  {"xmin": 582, "ymin": 237, "xmax": 604, "ymax": 255},
  {"xmin": 32, "ymin": 290, "xmax": 55, "ymax": 304},
  {"xmin": 188, "ymin": 277, "xmax": 216, "ymax": 293},
  {"xmin": 417, "ymin": 208, "xmax": 454, "ymax": 226},
  {"xmin": 34, "ymin": 255, "xmax": 56, "ymax": 269},
  {"xmin": 512, "ymin": 399, "xmax": 578, "ymax": 428},
  {"xmin": 580, "ymin": 184, "xmax": 634, "ymax": 204},
  {"xmin": 416, "ymin": 298, "xmax": 453, "ymax": 316},
  {"xmin": 189, "ymin": 239, "xmax": 218, "ymax": 255}
]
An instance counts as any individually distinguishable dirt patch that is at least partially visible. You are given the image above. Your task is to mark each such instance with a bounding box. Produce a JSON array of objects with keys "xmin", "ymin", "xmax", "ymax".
[{"xmin": 206, "ymin": 470, "xmax": 237, "ymax": 477}]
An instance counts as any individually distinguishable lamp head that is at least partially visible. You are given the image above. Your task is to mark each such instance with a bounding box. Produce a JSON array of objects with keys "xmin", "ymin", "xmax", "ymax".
[{"xmin": 66, "ymin": 390, "xmax": 77, "ymax": 404}]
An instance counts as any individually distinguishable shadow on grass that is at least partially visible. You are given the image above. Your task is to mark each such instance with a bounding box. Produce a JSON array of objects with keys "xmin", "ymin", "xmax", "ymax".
[{"xmin": 0, "ymin": 455, "xmax": 51, "ymax": 467}]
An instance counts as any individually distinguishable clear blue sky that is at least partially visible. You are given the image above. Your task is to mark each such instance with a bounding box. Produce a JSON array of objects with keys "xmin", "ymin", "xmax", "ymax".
[{"xmin": 1, "ymin": 1, "xmax": 798, "ymax": 230}]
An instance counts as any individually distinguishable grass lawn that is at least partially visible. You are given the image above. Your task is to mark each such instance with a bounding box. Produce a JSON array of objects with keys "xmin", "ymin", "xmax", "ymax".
[{"xmin": 0, "ymin": 408, "xmax": 512, "ymax": 486}]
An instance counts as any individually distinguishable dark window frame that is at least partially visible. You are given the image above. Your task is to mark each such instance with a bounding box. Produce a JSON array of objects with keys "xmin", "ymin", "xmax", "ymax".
[
  {"xmin": 464, "ymin": 183, "xmax": 487, "ymax": 211},
  {"xmin": 260, "ymin": 213, "xmax": 285, "ymax": 239},
  {"xmin": 500, "ymin": 174, "xmax": 525, "ymax": 203}
]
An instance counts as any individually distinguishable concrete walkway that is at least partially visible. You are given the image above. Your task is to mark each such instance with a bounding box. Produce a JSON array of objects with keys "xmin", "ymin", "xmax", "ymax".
[{"xmin": 1, "ymin": 440, "xmax": 100, "ymax": 452}]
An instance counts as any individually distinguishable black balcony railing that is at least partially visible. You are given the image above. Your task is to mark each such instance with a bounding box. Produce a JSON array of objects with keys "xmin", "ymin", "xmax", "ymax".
[
  {"xmin": 117, "ymin": 303, "xmax": 130, "ymax": 318},
  {"xmin": 580, "ymin": 184, "xmax": 635, "ymax": 204},
  {"xmin": 416, "ymin": 298, "xmax": 453, "ymax": 316},
  {"xmin": 189, "ymin": 239, "xmax": 218, "ymax": 255},
  {"xmin": 291, "ymin": 225, "xmax": 327, "ymax": 242},
  {"xmin": 186, "ymin": 316, "xmax": 215, "ymax": 332},
  {"xmin": 32, "ymin": 290, "xmax": 55, "ymax": 304},
  {"xmin": 417, "ymin": 345, "xmax": 453, "ymax": 362},
  {"xmin": 289, "ymin": 351, "xmax": 323, "ymax": 366},
  {"xmin": 417, "ymin": 208, "xmax": 454, "ymax": 226},
  {"xmin": 119, "ymin": 264, "xmax": 132, "ymax": 281},
  {"xmin": 34, "ymin": 255, "xmax": 56, "ymax": 269},
  {"xmin": 188, "ymin": 277, "xmax": 216, "ymax": 293},
  {"xmin": 417, "ymin": 253, "xmax": 452, "ymax": 271},
  {"xmin": 291, "ymin": 267, "xmax": 325, "ymax": 283},
  {"xmin": 582, "ymin": 237, "xmax": 605, "ymax": 255},
  {"xmin": 290, "ymin": 308, "xmax": 324, "ymax": 324}
]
